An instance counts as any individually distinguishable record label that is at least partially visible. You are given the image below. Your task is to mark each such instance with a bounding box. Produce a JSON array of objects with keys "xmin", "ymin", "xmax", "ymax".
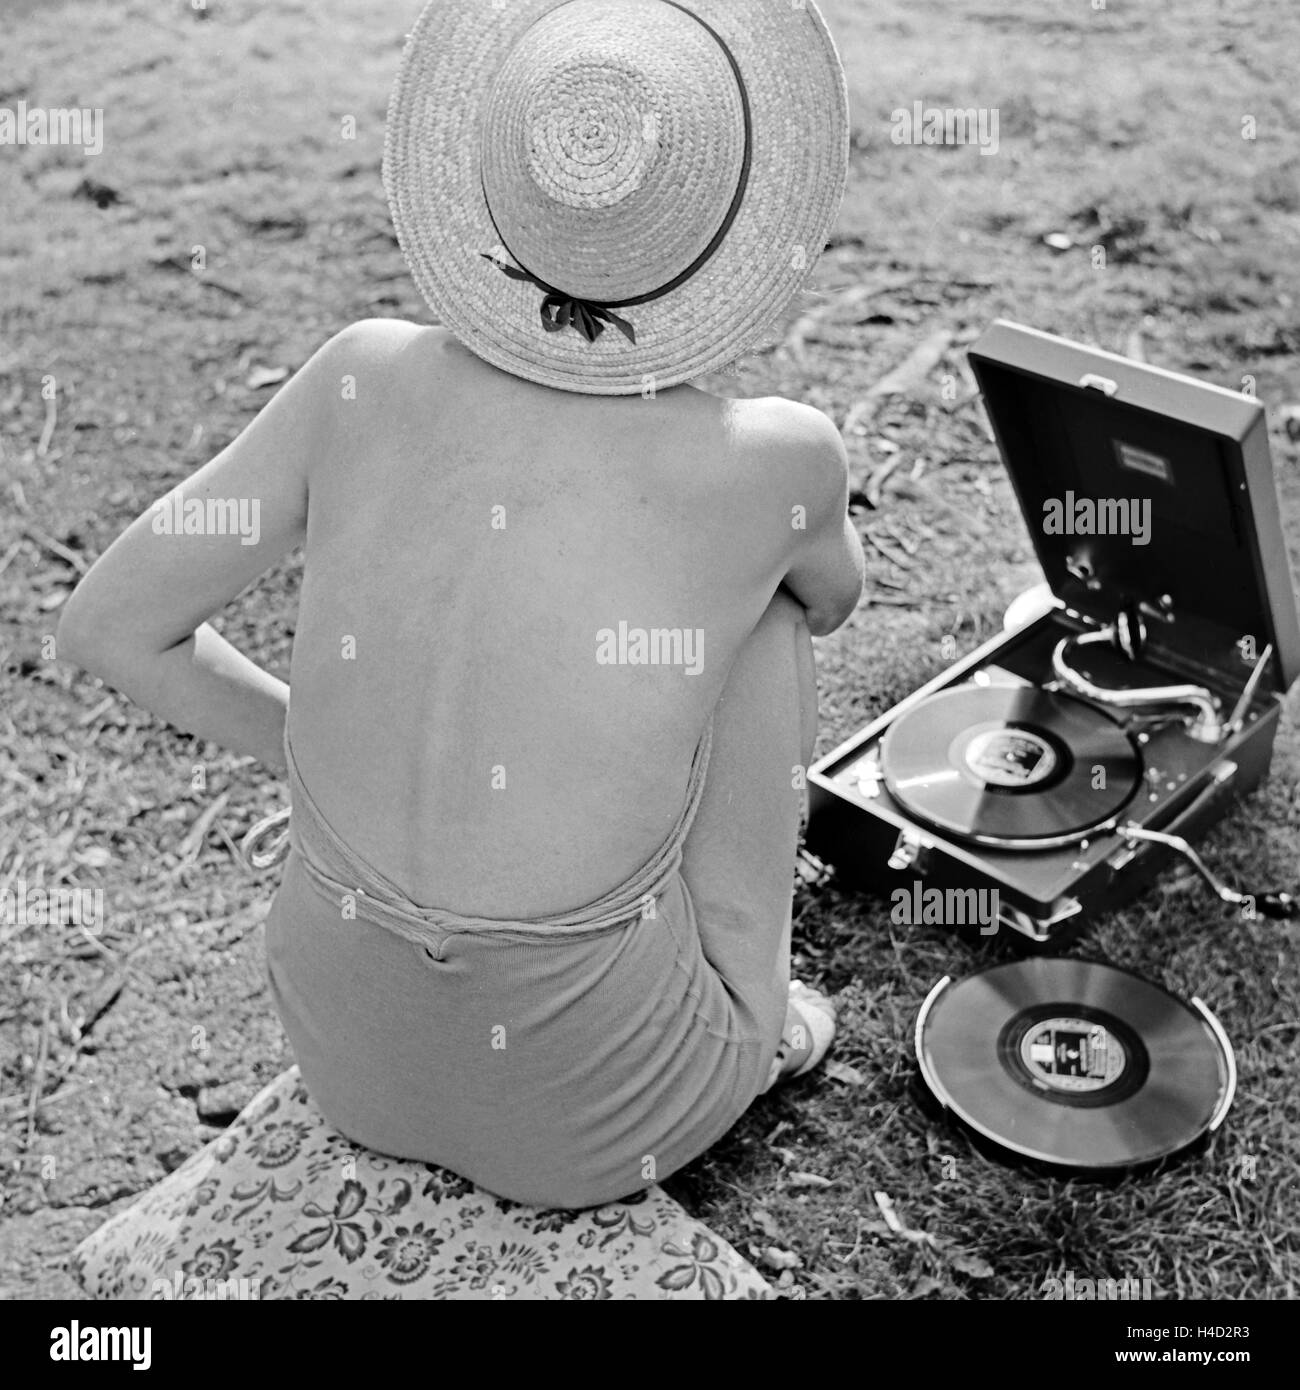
[
  {"xmin": 963, "ymin": 728, "xmax": 1059, "ymax": 787},
  {"xmin": 1019, "ymin": 1017, "xmax": 1127, "ymax": 1093}
]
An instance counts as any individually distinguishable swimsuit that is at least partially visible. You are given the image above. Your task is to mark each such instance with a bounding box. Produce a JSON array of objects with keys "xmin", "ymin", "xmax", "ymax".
[{"xmin": 263, "ymin": 717, "xmax": 780, "ymax": 1210}]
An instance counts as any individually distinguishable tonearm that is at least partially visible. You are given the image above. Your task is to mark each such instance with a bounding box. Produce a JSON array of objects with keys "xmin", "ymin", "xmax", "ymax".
[
  {"xmin": 1052, "ymin": 618, "xmax": 1294, "ymax": 915},
  {"xmin": 1050, "ymin": 603, "xmax": 1235, "ymax": 743}
]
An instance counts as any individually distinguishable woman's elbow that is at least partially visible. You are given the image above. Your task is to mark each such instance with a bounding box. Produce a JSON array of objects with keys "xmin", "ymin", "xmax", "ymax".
[
  {"xmin": 55, "ymin": 600, "xmax": 93, "ymax": 673},
  {"xmin": 806, "ymin": 574, "xmax": 865, "ymax": 638},
  {"xmin": 56, "ymin": 585, "xmax": 118, "ymax": 678}
]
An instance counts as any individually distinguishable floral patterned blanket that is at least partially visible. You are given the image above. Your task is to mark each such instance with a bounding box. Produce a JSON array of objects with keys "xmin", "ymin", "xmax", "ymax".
[{"xmin": 70, "ymin": 1066, "xmax": 773, "ymax": 1300}]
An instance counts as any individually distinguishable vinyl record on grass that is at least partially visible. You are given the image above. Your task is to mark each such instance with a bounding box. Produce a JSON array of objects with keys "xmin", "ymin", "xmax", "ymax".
[{"xmin": 914, "ymin": 958, "xmax": 1235, "ymax": 1172}]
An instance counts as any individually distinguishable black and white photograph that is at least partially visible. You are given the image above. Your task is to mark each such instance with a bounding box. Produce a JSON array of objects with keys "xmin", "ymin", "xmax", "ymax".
[{"xmin": 1, "ymin": 0, "xmax": 1297, "ymax": 1337}]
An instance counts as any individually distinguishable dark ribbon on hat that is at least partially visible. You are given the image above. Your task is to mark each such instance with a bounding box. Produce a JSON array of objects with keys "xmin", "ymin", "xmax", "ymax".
[
  {"xmin": 478, "ymin": 253, "xmax": 637, "ymax": 344},
  {"xmin": 478, "ymin": 1, "xmax": 752, "ymax": 348}
]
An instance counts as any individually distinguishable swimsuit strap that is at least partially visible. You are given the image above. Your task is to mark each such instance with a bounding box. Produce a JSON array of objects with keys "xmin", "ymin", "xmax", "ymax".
[{"xmin": 275, "ymin": 716, "xmax": 714, "ymax": 948}]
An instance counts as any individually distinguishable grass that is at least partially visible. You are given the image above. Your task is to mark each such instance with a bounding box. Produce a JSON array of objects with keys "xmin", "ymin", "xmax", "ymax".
[{"xmin": 1, "ymin": 0, "xmax": 1298, "ymax": 1299}]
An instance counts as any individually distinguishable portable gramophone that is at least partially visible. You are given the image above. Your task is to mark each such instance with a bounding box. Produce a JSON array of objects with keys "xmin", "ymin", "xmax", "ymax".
[{"xmin": 806, "ymin": 320, "xmax": 1300, "ymax": 945}]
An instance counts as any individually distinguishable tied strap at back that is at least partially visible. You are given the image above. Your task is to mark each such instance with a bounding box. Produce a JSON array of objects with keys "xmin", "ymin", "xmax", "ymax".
[{"xmin": 251, "ymin": 718, "xmax": 714, "ymax": 952}]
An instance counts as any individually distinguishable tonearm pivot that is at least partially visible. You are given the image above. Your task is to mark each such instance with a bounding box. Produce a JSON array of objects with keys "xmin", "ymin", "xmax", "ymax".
[{"xmin": 1050, "ymin": 608, "xmax": 1224, "ymax": 743}]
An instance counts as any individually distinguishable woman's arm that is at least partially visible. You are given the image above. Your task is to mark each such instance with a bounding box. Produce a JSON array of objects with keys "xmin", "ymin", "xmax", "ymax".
[
  {"xmin": 56, "ymin": 323, "xmax": 364, "ymax": 772},
  {"xmin": 67, "ymin": 623, "xmax": 295, "ymax": 775},
  {"xmin": 779, "ymin": 406, "xmax": 866, "ymax": 637}
]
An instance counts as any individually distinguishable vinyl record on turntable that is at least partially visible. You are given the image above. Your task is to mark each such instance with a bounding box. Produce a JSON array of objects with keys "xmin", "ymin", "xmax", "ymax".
[
  {"xmin": 880, "ymin": 685, "xmax": 1142, "ymax": 847},
  {"xmin": 914, "ymin": 959, "xmax": 1236, "ymax": 1172}
]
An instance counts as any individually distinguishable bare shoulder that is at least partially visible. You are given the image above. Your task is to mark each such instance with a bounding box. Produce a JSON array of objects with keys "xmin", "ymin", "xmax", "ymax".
[
  {"xmin": 295, "ymin": 321, "xmax": 448, "ymax": 492},
  {"xmin": 317, "ymin": 316, "xmax": 440, "ymax": 374},
  {"xmin": 735, "ymin": 394, "xmax": 845, "ymax": 461},
  {"xmin": 732, "ymin": 393, "xmax": 849, "ymax": 509},
  {"xmin": 306, "ymin": 320, "xmax": 454, "ymax": 431}
]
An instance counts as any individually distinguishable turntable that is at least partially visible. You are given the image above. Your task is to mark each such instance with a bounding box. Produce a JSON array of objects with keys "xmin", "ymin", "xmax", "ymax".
[{"xmin": 805, "ymin": 320, "xmax": 1300, "ymax": 944}]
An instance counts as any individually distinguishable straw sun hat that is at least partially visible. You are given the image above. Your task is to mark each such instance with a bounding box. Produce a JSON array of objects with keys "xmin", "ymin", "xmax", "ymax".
[{"xmin": 383, "ymin": 0, "xmax": 849, "ymax": 394}]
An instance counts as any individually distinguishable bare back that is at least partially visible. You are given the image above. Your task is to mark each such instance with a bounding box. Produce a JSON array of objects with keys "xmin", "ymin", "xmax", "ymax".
[{"xmin": 287, "ymin": 323, "xmax": 828, "ymax": 917}]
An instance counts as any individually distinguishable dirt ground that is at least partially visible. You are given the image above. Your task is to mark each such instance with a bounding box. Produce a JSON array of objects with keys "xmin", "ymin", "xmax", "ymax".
[{"xmin": 2, "ymin": 0, "xmax": 1298, "ymax": 1299}]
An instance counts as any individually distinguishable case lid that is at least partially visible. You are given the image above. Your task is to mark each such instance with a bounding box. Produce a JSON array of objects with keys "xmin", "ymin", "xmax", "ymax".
[{"xmin": 968, "ymin": 320, "xmax": 1300, "ymax": 695}]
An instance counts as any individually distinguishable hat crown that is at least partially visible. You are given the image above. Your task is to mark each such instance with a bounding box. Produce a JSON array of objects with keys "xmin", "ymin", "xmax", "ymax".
[
  {"xmin": 384, "ymin": 0, "xmax": 849, "ymax": 393},
  {"xmin": 480, "ymin": 0, "xmax": 746, "ymax": 303}
]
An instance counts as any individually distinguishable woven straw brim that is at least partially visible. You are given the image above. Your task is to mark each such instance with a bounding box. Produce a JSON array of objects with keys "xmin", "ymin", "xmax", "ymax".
[{"xmin": 384, "ymin": 0, "xmax": 849, "ymax": 395}]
